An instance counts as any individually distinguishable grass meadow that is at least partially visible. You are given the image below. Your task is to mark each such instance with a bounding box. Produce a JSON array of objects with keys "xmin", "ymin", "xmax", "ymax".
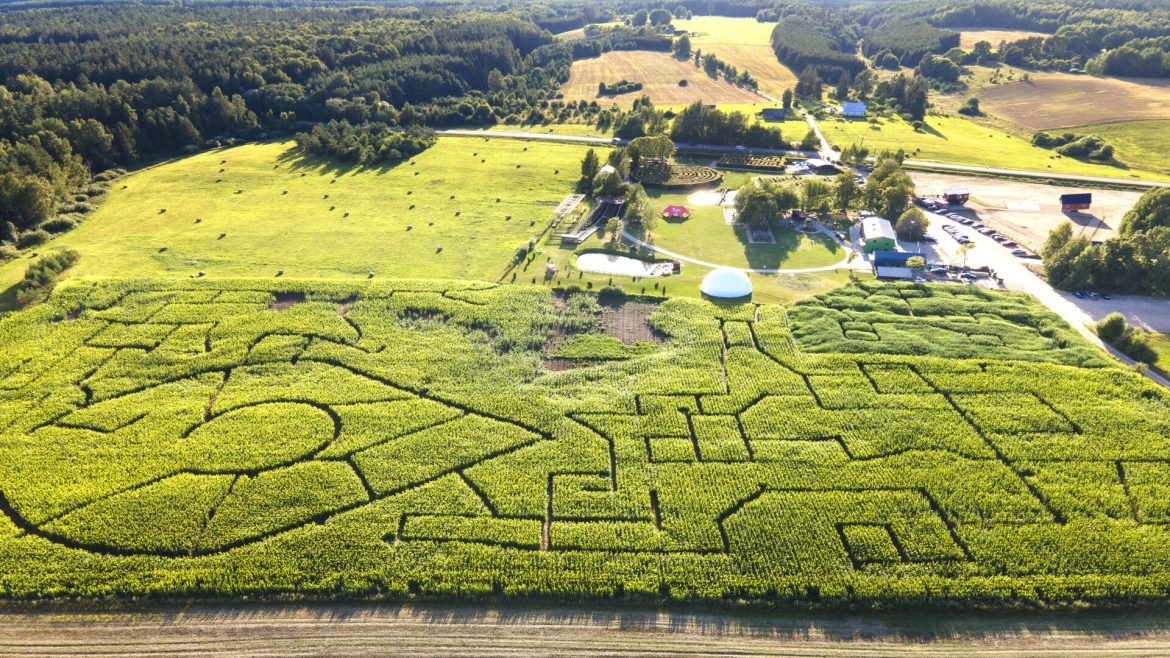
[
  {"xmin": 824, "ymin": 113, "xmax": 1170, "ymax": 181},
  {"xmin": 1064, "ymin": 120, "xmax": 1170, "ymax": 174},
  {"xmin": 0, "ymin": 137, "xmax": 593, "ymax": 304}
]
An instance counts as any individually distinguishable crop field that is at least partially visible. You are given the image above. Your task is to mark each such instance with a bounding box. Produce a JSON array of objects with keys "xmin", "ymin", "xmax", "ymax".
[
  {"xmin": 824, "ymin": 114, "xmax": 1170, "ymax": 181},
  {"xmin": 562, "ymin": 51, "xmax": 763, "ymax": 107},
  {"xmin": 2, "ymin": 277, "xmax": 1169, "ymax": 606},
  {"xmin": 976, "ymin": 74, "xmax": 1170, "ymax": 130},
  {"xmin": 0, "ymin": 137, "xmax": 590, "ymax": 302},
  {"xmin": 955, "ymin": 28, "xmax": 1049, "ymax": 50},
  {"xmin": 670, "ymin": 17, "xmax": 799, "ymax": 99}
]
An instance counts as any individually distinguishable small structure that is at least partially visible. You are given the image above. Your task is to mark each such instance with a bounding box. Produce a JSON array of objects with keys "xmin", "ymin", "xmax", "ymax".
[
  {"xmin": 700, "ymin": 268, "xmax": 752, "ymax": 299},
  {"xmin": 842, "ymin": 101, "xmax": 867, "ymax": 118},
  {"xmin": 1060, "ymin": 192, "xmax": 1092, "ymax": 211},
  {"xmin": 761, "ymin": 107, "xmax": 787, "ymax": 120},
  {"xmin": 662, "ymin": 25, "xmax": 674, "ymax": 34},
  {"xmin": 804, "ymin": 159, "xmax": 839, "ymax": 174},
  {"xmin": 944, "ymin": 186, "xmax": 971, "ymax": 205},
  {"xmin": 661, "ymin": 205, "xmax": 690, "ymax": 219},
  {"xmin": 872, "ymin": 251, "xmax": 916, "ymax": 280},
  {"xmin": 598, "ymin": 164, "xmax": 617, "ymax": 177},
  {"xmin": 862, "ymin": 217, "xmax": 897, "ymax": 253}
]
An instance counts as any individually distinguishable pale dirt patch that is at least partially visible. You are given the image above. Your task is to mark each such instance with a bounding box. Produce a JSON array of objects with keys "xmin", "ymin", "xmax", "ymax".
[
  {"xmin": 978, "ymin": 75, "xmax": 1170, "ymax": 129},
  {"xmin": 562, "ymin": 51, "xmax": 762, "ymax": 107},
  {"xmin": 956, "ymin": 28, "xmax": 1049, "ymax": 50},
  {"xmin": 909, "ymin": 171, "xmax": 1144, "ymax": 251},
  {"xmin": 6, "ymin": 604, "xmax": 1170, "ymax": 657}
]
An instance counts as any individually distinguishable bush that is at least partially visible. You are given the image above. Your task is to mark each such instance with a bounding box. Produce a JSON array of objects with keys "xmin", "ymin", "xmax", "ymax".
[
  {"xmin": 15, "ymin": 248, "xmax": 80, "ymax": 305},
  {"xmin": 679, "ymin": 79, "xmax": 688, "ymax": 87},
  {"xmin": 1096, "ymin": 313, "xmax": 1126, "ymax": 343},
  {"xmin": 92, "ymin": 170, "xmax": 121, "ymax": 182},
  {"xmin": 0, "ymin": 243, "xmax": 18, "ymax": 262},
  {"xmin": 958, "ymin": 97, "xmax": 982, "ymax": 116},
  {"xmin": 1117, "ymin": 326, "xmax": 1159, "ymax": 365},
  {"xmin": 40, "ymin": 216, "xmax": 78, "ymax": 233},
  {"xmin": 598, "ymin": 285, "xmax": 627, "ymax": 301},
  {"xmin": 60, "ymin": 201, "xmax": 95, "ymax": 214},
  {"xmin": 179, "ymin": 144, "xmax": 202, "ymax": 155},
  {"xmin": 17, "ymin": 229, "xmax": 50, "ymax": 249}
]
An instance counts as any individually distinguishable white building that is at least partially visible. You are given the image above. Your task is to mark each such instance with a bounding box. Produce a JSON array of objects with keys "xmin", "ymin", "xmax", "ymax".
[
  {"xmin": 700, "ymin": 268, "xmax": 752, "ymax": 299},
  {"xmin": 842, "ymin": 102, "xmax": 867, "ymax": 118}
]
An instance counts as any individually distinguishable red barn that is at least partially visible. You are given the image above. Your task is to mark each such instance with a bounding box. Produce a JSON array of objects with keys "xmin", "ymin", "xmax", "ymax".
[
  {"xmin": 1060, "ymin": 193, "xmax": 1091, "ymax": 211},
  {"xmin": 943, "ymin": 186, "xmax": 970, "ymax": 205}
]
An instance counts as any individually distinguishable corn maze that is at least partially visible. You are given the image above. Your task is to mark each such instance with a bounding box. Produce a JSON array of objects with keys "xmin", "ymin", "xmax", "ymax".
[{"xmin": 1, "ymin": 278, "xmax": 1169, "ymax": 606}]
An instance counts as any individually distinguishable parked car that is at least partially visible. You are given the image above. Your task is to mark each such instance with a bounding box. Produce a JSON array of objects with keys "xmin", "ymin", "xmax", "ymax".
[
  {"xmin": 960, "ymin": 218, "xmax": 975, "ymax": 225},
  {"xmin": 1088, "ymin": 291, "xmax": 1101, "ymax": 300},
  {"xmin": 735, "ymin": 145, "xmax": 746, "ymax": 150},
  {"xmin": 1002, "ymin": 240, "xmax": 1018, "ymax": 247},
  {"xmin": 1103, "ymin": 294, "xmax": 1112, "ymax": 300},
  {"xmin": 1012, "ymin": 249, "xmax": 1027, "ymax": 256},
  {"xmin": 993, "ymin": 235, "xmax": 1006, "ymax": 242},
  {"xmin": 924, "ymin": 236, "xmax": 937, "ymax": 243},
  {"xmin": 1072, "ymin": 291, "xmax": 1086, "ymax": 299},
  {"xmin": 972, "ymin": 223, "xmax": 985, "ymax": 229},
  {"xmin": 930, "ymin": 267, "xmax": 948, "ymax": 275},
  {"xmin": 959, "ymin": 272, "xmax": 978, "ymax": 281}
]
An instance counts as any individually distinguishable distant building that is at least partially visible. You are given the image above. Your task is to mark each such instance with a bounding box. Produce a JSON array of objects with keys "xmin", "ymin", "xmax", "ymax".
[
  {"xmin": 862, "ymin": 217, "xmax": 897, "ymax": 253},
  {"xmin": 662, "ymin": 26, "xmax": 674, "ymax": 34},
  {"xmin": 1060, "ymin": 192, "xmax": 1092, "ymax": 211},
  {"xmin": 944, "ymin": 186, "xmax": 971, "ymax": 205},
  {"xmin": 804, "ymin": 159, "xmax": 839, "ymax": 174},
  {"xmin": 761, "ymin": 107, "xmax": 787, "ymax": 120},
  {"xmin": 842, "ymin": 102, "xmax": 867, "ymax": 118}
]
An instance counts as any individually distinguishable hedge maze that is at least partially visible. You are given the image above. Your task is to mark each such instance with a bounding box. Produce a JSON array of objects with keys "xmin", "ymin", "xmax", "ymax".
[{"xmin": 1, "ymin": 279, "xmax": 1169, "ymax": 606}]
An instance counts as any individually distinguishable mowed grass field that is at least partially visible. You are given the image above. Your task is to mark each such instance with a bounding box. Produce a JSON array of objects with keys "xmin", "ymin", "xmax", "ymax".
[
  {"xmin": 0, "ymin": 137, "xmax": 591, "ymax": 297},
  {"xmin": 1062, "ymin": 120, "xmax": 1170, "ymax": 174},
  {"xmin": 562, "ymin": 51, "xmax": 763, "ymax": 107},
  {"xmin": 955, "ymin": 28, "xmax": 1049, "ymax": 50},
  {"xmin": 823, "ymin": 113, "xmax": 1170, "ymax": 181}
]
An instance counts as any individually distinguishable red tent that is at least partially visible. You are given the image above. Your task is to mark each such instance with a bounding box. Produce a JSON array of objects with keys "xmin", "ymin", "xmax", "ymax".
[{"xmin": 662, "ymin": 205, "xmax": 690, "ymax": 218}]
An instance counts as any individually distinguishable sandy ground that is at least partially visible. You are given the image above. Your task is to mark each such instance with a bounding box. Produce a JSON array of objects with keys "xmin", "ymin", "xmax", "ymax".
[
  {"xmin": 909, "ymin": 172, "xmax": 1144, "ymax": 252},
  {"xmin": 562, "ymin": 51, "xmax": 762, "ymax": 107},
  {"xmin": 7, "ymin": 604, "xmax": 1170, "ymax": 656}
]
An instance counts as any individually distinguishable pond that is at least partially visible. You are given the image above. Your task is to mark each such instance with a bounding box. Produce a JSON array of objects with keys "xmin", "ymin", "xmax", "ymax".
[{"xmin": 576, "ymin": 253, "xmax": 674, "ymax": 277}]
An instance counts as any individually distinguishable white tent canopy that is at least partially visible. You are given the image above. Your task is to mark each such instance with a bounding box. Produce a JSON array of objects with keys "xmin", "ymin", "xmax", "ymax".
[{"xmin": 700, "ymin": 268, "xmax": 752, "ymax": 298}]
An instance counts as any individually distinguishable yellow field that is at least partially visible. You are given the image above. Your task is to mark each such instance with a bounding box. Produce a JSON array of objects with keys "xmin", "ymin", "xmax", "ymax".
[
  {"xmin": 672, "ymin": 16, "xmax": 777, "ymax": 44},
  {"xmin": 672, "ymin": 16, "xmax": 796, "ymax": 99},
  {"xmin": 974, "ymin": 71, "xmax": 1170, "ymax": 129},
  {"xmin": 956, "ymin": 28, "xmax": 1049, "ymax": 50},
  {"xmin": 562, "ymin": 50, "xmax": 763, "ymax": 107}
]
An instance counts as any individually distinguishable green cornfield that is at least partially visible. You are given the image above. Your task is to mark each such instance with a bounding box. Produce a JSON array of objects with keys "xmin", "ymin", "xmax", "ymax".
[{"xmin": 1, "ymin": 277, "xmax": 1168, "ymax": 608}]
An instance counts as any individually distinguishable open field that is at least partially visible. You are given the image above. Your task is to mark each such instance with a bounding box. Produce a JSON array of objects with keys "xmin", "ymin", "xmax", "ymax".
[
  {"xmin": 562, "ymin": 51, "xmax": 763, "ymax": 107},
  {"xmin": 976, "ymin": 73, "xmax": 1170, "ymax": 129},
  {"xmin": 1066, "ymin": 120, "xmax": 1170, "ymax": 173},
  {"xmin": 4, "ymin": 277, "xmax": 1169, "ymax": 607},
  {"xmin": 671, "ymin": 17, "xmax": 798, "ymax": 99},
  {"xmin": 8, "ymin": 604, "xmax": 1170, "ymax": 657},
  {"xmin": 824, "ymin": 113, "xmax": 1170, "ymax": 181},
  {"xmin": 909, "ymin": 171, "xmax": 1144, "ymax": 250},
  {"xmin": 955, "ymin": 28, "xmax": 1049, "ymax": 50},
  {"xmin": 0, "ymin": 137, "xmax": 591, "ymax": 304}
]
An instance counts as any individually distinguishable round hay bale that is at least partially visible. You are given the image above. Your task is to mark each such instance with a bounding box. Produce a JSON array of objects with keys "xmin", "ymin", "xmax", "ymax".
[
  {"xmin": 331, "ymin": 179, "xmax": 336, "ymax": 183},
  {"xmin": 450, "ymin": 194, "xmax": 455, "ymax": 199},
  {"xmin": 199, "ymin": 270, "xmax": 206, "ymax": 276},
  {"xmin": 530, "ymin": 220, "xmax": 535, "ymax": 226},
  {"xmin": 220, "ymin": 160, "xmax": 226, "ymax": 164},
  {"xmin": 219, "ymin": 168, "xmax": 224, "ymax": 173},
  {"xmin": 481, "ymin": 159, "xmax": 485, "ymax": 163},
  {"xmin": 410, "ymin": 204, "xmax": 415, "ymax": 209},
  {"xmin": 407, "ymin": 225, "xmax": 412, "ymax": 230},
  {"xmin": 282, "ymin": 190, "xmax": 287, "ymax": 194},
  {"xmin": 407, "ymin": 190, "xmax": 412, "ymax": 195},
  {"xmin": 415, "ymin": 171, "xmax": 419, "ymax": 175},
  {"xmin": 330, "ymin": 206, "xmax": 335, "ymax": 210},
  {"xmin": 160, "ymin": 208, "xmax": 166, "ymax": 213},
  {"xmin": 216, "ymin": 179, "xmax": 221, "ymax": 183},
  {"xmin": 516, "ymin": 164, "xmax": 521, "ymax": 168},
  {"xmin": 429, "ymin": 221, "xmax": 434, "ymax": 226},
  {"xmin": 436, "ymin": 246, "xmax": 443, "ymax": 253},
  {"xmin": 277, "ymin": 269, "xmax": 283, "ymax": 276},
  {"xmin": 324, "ymin": 194, "xmax": 329, "ymax": 198},
  {"xmin": 195, "ymin": 218, "xmax": 202, "ymax": 223},
  {"xmin": 505, "ymin": 215, "xmax": 511, "ymax": 220},
  {"xmin": 368, "ymin": 271, "xmax": 375, "ymax": 278},
  {"xmin": 219, "ymin": 233, "xmax": 226, "ymax": 238},
  {"xmin": 301, "ymin": 173, "xmax": 306, "ymax": 177},
  {"xmin": 344, "ymin": 212, "xmax": 349, "ymax": 217},
  {"xmin": 159, "ymin": 246, "xmax": 167, "ymax": 252},
  {"xmin": 455, "ymin": 211, "xmax": 460, "ymax": 216}
]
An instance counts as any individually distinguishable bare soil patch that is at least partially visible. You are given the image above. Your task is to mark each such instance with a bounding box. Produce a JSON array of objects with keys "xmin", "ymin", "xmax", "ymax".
[
  {"xmin": 979, "ymin": 75, "xmax": 1170, "ymax": 129},
  {"xmin": 6, "ymin": 604, "xmax": 1170, "ymax": 657},
  {"xmin": 599, "ymin": 300, "xmax": 664, "ymax": 344},
  {"xmin": 562, "ymin": 51, "xmax": 762, "ymax": 107},
  {"xmin": 910, "ymin": 171, "xmax": 1144, "ymax": 251},
  {"xmin": 268, "ymin": 292, "xmax": 305, "ymax": 311}
]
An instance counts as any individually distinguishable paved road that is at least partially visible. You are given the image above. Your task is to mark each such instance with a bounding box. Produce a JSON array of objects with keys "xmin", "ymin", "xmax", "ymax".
[{"xmin": 923, "ymin": 211, "xmax": 1170, "ymax": 388}]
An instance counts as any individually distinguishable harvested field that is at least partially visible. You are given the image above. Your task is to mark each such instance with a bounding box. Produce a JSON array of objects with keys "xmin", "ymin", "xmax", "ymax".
[
  {"xmin": 598, "ymin": 300, "xmax": 663, "ymax": 344},
  {"xmin": 562, "ymin": 51, "xmax": 762, "ymax": 107},
  {"xmin": 693, "ymin": 44, "xmax": 798, "ymax": 98},
  {"xmin": 956, "ymin": 28, "xmax": 1049, "ymax": 50},
  {"xmin": 909, "ymin": 171, "xmax": 1144, "ymax": 250},
  {"xmin": 979, "ymin": 75, "xmax": 1170, "ymax": 129}
]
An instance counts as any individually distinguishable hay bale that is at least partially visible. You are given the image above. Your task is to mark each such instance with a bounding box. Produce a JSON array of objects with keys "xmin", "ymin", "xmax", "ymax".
[
  {"xmin": 219, "ymin": 233, "xmax": 226, "ymax": 238},
  {"xmin": 455, "ymin": 211, "xmax": 460, "ymax": 216},
  {"xmin": 331, "ymin": 179, "xmax": 336, "ymax": 183},
  {"xmin": 159, "ymin": 208, "xmax": 166, "ymax": 213},
  {"xmin": 330, "ymin": 206, "xmax": 335, "ymax": 210},
  {"xmin": 343, "ymin": 212, "xmax": 349, "ymax": 217},
  {"xmin": 282, "ymin": 190, "xmax": 287, "ymax": 194},
  {"xmin": 368, "ymin": 271, "xmax": 375, "ymax": 278},
  {"xmin": 496, "ymin": 198, "xmax": 501, "ymax": 202},
  {"xmin": 450, "ymin": 194, "xmax": 455, "ymax": 199},
  {"xmin": 481, "ymin": 159, "xmax": 485, "ymax": 163},
  {"xmin": 159, "ymin": 246, "xmax": 167, "ymax": 252},
  {"xmin": 324, "ymin": 194, "xmax": 329, "ymax": 198},
  {"xmin": 415, "ymin": 171, "xmax": 419, "ymax": 175},
  {"xmin": 410, "ymin": 204, "xmax": 415, "ymax": 209},
  {"xmin": 199, "ymin": 270, "xmax": 206, "ymax": 276},
  {"xmin": 195, "ymin": 218, "xmax": 202, "ymax": 223},
  {"xmin": 516, "ymin": 164, "xmax": 521, "ymax": 168},
  {"xmin": 276, "ymin": 269, "xmax": 283, "ymax": 276},
  {"xmin": 505, "ymin": 215, "xmax": 511, "ymax": 220},
  {"xmin": 436, "ymin": 246, "xmax": 443, "ymax": 253},
  {"xmin": 216, "ymin": 179, "xmax": 221, "ymax": 182},
  {"xmin": 530, "ymin": 220, "xmax": 535, "ymax": 226},
  {"xmin": 220, "ymin": 160, "xmax": 226, "ymax": 164},
  {"xmin": 407, "ymin": 225, "xmax": 412, "ymax": 230},
  {"xmin": 407, "ymin": 190, "xmax": 412, "ymax": 195},
  {"xmin": 428, "ymin": 221, "xmax": 434, "ymax": 226}
]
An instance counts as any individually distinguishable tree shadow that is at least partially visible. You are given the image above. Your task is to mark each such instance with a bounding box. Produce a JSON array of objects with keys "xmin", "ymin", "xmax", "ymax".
[{"xmin": 275, "ymin": 144, "xmax": 415, "ymax": 178}]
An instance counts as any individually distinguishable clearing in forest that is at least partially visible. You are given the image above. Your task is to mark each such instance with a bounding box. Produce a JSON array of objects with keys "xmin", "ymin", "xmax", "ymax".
[
  {"xmin": 3, "ymin": 277, "xmax": 1166, "ymax": 610},
  {"xmin": 562, "ymin": 50, "xmax": 763, "ymax": 107},
  {"xmin": 955, "ymin": 28, "xmax": 1049, "ymax": 50}
]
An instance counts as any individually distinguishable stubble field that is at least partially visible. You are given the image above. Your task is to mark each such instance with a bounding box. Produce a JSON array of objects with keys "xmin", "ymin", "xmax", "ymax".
[{"xmin": 561, "ymin": 51, "xmax": 763, "ymax": 107}]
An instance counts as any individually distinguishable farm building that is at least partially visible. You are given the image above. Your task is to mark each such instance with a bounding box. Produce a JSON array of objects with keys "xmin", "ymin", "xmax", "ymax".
[
  {"xmin": 944, "ymin": 186, "xmax": 971, "ymax": 205},
  {"xmin": 1060, "ymin": 193, "xmax": 1092, "ymax": 211},
  {"xmin": 761, "ymin": 107, "xmax": 787, "ymax": 120},
  {"xmin": 842, "ymin": 102, "xmax": 866, "ymax": 118},
  {"xmin": 804, "ymin": 159, "xmax": 839, "ymax": 174},
  {"xmin": 871, "ymin": 251, "xmax": 916, "ymax": 280},
  {"xmin": 862, "ymin": 217, "xmax": 897, "ymax": 253}
]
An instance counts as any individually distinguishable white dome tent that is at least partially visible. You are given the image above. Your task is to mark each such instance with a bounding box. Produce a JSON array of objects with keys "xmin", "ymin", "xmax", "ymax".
[{"xmin": 700, "ymin": 268, "xmax": 752, "ymax": 299}]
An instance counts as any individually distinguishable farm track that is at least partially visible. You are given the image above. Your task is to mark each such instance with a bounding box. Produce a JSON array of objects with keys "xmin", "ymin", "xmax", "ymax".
[{"xmin": 5, "ymin": 604, "xmax": 1170, "ymax": 656}]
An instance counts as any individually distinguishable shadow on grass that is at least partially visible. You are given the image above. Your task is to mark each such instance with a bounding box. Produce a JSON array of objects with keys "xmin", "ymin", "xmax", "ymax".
[
  {"xmin": 274, "ymin": 147, "xmax": 412, "ymax": 178},
  {"xmin": 0, "ymin": 280, "xmax": 19, "ymax": 314}
]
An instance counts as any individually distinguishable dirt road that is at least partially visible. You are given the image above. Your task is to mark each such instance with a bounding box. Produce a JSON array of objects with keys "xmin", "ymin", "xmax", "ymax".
[{"xmin": 6, "ymin": 604, "xmax": 1170, "ymax": 657}]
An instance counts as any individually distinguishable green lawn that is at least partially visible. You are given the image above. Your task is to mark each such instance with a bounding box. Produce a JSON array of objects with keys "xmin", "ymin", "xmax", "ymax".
[
  {"xmin": 824, "ymin": 114, "xmax": 1170, "ymax": 182},
  {"xmin": 1066, "ymin": 120, "xmax": 1170, "ymax": 175},
  {"xmin": 0, "ymin": 137, "xmax": 595, "ymax": 298},
  {"xmin": 1148, "ymin": 331, "xmax": 1170, "ymax": 379}
]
